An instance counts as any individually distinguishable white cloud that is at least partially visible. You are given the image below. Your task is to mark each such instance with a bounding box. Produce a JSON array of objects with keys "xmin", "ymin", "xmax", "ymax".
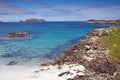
[
  {"xmin": 0, "ymin": 4, "xmax": 120, "ymax": 21},
  {"xmin": 80, "ymin": 6, "xmax": 120, "ymax": 20},
  {"xmin": 0, "ymin": 2, "xmax": 34, "ymax": 14},
  {"xmin": 31, "ymin": 5, "xmax": 120, "ymax": 20}
]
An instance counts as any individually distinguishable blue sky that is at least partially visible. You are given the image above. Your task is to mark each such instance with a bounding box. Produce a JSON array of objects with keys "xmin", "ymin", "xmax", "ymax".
[{"xmin": 0, "ymin": 0, "xmax": 120, "ymax": 22}]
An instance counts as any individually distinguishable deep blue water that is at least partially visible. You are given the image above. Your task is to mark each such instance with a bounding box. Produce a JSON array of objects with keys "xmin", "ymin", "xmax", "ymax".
[{"xmin": 0, "ymin": 22, "xmax": 112, "ymax": 65}]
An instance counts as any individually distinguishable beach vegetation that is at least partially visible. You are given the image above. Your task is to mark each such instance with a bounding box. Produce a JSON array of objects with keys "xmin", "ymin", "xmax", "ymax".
[{"xmin": 100, "ymin": 27, "xmax": 120, "ymax": 62}]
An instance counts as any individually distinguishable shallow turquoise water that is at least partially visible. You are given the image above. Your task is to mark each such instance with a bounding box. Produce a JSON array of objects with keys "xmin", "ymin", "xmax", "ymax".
[{"xmin": 0, "ymin": 22, "xmax": 111, "ymax": 65}]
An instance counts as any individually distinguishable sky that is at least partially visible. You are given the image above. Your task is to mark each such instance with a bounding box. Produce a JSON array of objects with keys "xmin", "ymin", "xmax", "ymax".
[{"xmin": 0, "ymin": 0, "xmax": 120, "ymax": 22}]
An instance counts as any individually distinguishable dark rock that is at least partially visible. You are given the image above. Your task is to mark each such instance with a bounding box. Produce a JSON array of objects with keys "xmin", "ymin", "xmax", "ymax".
[
  {"xmin": 41, "ymin": 62, "xmax": 53, "ymax": 66},
  {"xmin": 90, "ymin": 73, "xmax": 115, "ymax": 80},
  {"xmin": 7, "ymin": 61, "xmax": 19, "ymax": 65},
  {"xmin": 86, "ymin": 58, "xmax": 117, "ymax": 75},
  {"xmin": 1, "ymin": 53, "xmax": 14, "ymax": 58},
  {"xmin": 67, "ymin": 75, "xmax": 89, "ymax": 80},
  {"xmin": 58, "ymin": 71, "xmax": 73, "ymax": 77},
  {"xmin": 1, "ymin": 52, "xmax": 21, "ymax": 58},
  {"xmin": 8, "ymin": 32, "xmax": 30, "ymax": 38},
  {"xmin": 34, "ymin": 71, "xmax": 39, "ymax": 73},
  {"xmin": 40, "ymin": 69, "xmax": 45, "ymax": 71},
  {"xmin": 67, "ymin": 74, "xmax": 115, "ymax": 80}
]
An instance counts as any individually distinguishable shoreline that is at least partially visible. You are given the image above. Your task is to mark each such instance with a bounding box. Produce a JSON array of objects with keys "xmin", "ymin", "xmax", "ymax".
[
  {"xmin": 0, "ymin": 26, "xmax": 119, "ymax": 80},
  {"xmin": 41, "ymin": 26, "xmax": 119, "ymax": 80},
  {"xmin": 0, "ymin": 63, "xmax": 85, "ymax": 80}
]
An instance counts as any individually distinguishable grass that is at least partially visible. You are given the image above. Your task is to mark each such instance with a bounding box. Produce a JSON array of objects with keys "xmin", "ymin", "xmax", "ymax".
[
  {"xmin": 100, "ymin": 26, "xmax": 120, "ymax": 79},
  {"xmin": 100, "ymin": 26, "xmax": 120, "ymax": 62}
]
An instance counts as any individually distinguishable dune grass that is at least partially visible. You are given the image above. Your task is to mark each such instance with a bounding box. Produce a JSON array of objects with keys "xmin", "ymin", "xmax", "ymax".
[
  {"xmin": 100, "ymin": 26, "xmax": 120, "ymax": 62},
  {"xmin": 100, "ymin": 26, "xmax": 120, "ymax": 80}
]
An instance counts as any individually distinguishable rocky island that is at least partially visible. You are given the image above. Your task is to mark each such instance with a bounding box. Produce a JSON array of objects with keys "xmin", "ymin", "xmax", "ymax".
[
  {"xmin": 86, "ymin": 19, "xmax": 120, "ymax": 24},
  {"xmin": 0, "ymin": 21, "xmax": 3, "ymax": 23},
  {"xmin": 25, "ymin": 18, "xmax": 45, "ymax": 22}
]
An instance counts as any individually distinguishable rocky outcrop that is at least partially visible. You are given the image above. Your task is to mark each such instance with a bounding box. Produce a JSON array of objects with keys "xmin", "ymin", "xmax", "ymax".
[
  {"xmin": 8, "ymin": 32, "xmax": 30, "ymax": 38},
  {"xmin": 86, "ymin": 19, "xmax": 120, "ymax": 24},
  {"xmin": 25, "ymin": 18, "xmax": 45, "ymax": 22},
  {"xmin": 52, "ymin": 27, "xmax": 118, "ymax": 80},
  {"xmin": 54, "ymin": 28, "xmax": 113, "ymax": 65},
  {"xmin": 41, "ymin": 27, "xmax": 119, "ymax": 80}
]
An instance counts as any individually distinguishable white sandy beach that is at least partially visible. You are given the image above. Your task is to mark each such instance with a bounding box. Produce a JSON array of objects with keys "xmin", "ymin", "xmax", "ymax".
[{"xmin": 0, "ymin": 64, "xmax": 85, "ymax": 80}]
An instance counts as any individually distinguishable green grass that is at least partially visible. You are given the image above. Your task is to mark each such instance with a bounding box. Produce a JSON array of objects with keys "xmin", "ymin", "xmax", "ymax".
[{"xmin": 100, "ymin": 26, "xmax": 120, "ymax": 62}]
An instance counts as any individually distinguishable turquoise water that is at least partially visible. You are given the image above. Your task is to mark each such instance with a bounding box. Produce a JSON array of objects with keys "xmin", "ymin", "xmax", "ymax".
[{"xmin": 0, "ymin": 22, "xmax": 111, "ymax": 65}]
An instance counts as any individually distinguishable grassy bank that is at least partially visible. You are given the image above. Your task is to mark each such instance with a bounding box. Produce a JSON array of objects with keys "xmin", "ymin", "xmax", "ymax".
[
  {"xmin": 100, "ymin": 26, "xmax": 120, "ymax": 62},
  {"xmin": 99, "ymin": 26, "xmax": 120, "ymax": 80}
]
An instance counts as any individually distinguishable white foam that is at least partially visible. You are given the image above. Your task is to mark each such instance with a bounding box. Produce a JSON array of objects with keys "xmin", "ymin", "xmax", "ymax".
[{"xmin": 0, "ymin": 64, "xmax": 85, "ymax": 80}]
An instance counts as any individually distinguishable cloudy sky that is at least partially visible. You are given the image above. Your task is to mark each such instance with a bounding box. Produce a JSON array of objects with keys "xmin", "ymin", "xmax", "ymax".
[{"xmin": 0, "ymin": 0, "xmax": 120, "ymax": 22}]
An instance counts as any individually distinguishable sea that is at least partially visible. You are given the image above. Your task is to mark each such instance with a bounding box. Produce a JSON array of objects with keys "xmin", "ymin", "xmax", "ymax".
[{"xmin": 0, "ymin": 22, "xmax": 114, "ymax": 66}]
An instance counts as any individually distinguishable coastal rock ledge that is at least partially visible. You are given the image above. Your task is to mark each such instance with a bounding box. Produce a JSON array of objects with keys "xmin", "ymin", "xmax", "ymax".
[{"xmin": 41, "ymin": 27, "xmax": 120, "ymax": 80}]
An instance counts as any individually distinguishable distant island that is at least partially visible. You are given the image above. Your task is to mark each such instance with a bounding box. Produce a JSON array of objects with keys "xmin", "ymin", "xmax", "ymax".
[
  {"xmin": 0, "ymin": 21, "xmax": 3, "ymax": 23},
  {"xmin": 24, "ymin": 18, "xmax": 45, "ymax": 22},
  {"xmin": 86, "ymin": 19, "xmax": 120, "ymax": 24}
]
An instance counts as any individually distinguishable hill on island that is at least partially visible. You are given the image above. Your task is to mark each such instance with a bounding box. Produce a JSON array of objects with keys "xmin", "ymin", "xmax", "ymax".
[
  {"xmin": 0, "ymin": 21, "xmax": 3, "ymax": 23},
  {"xmin": 24, "ymin": 18, "xmax": 45, "ymax": 22},
  {"xmin": 86, "ymin": 19, "xmax": 120, "ymax": 24}
]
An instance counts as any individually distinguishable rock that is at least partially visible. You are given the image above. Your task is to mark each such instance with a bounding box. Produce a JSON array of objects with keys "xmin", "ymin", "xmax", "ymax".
[
  {"xmin": 82, "ymin": 55, "xmax": 93, "ymax": 61},
  {"xmin": 42, "ymin": 27, "xmax": 118, "ymax": 79},
  {"xmin": 40, "ymin": 69, "xmax": 45, "ymax": 71},
  {"xmin": 85, "ymin": 45, "xmax": 91, "ymax": 50},
  {"xmin": 25, "ymin": 18, "xmax": 45, "ymax": 22},
  {"xmin": 67, "ymin": 75, "xmax": 89, "ymax": 80},
  {"xmin": 8, "ymin": 32, "xmax": 30, "ymax": 38},
  {"xmin": 41, "ymin": 62, "xmax": 53, "ymax": 66},
  {"xmin": 86, "ymin": 58, "xmax": 117, "ymax": 75},
  {"xmin": 58, "ymin": 71, "xmax": 73, "ymax": 77},
  {"xmin": 7, "ymin": 61, "xmax": 19, "ymax": 65},
  {"xmin": 1, "ymin": 53, "xmax": 14, "ymax": 58},
  {"xmin": 34, "ymin": 71, "xmax": 39, "ymax": 73},
  {"xmin": 73, "ymin": 50, "xmax": 79, "ymax": 53},
  {"xmin": 67, "ymin": 73, "xmax": 115, "ymax": 80},
  {"xmin": 1, "ymin": 52, "xmax": 23, "ymax": 58},
  {"xmin": 89, "ymin": 28, "xmax": 111, "ymax": 37}
]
